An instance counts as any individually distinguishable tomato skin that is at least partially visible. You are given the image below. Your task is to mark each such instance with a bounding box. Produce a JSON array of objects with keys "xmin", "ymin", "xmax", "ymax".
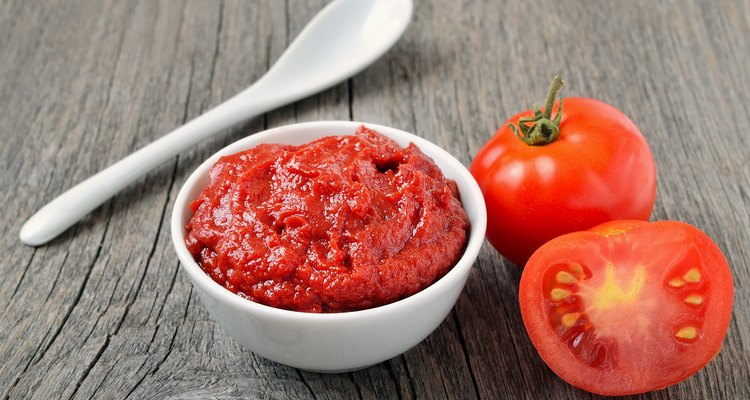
[
  {"xmin": 519, "ymin": 220, "xmax": 734, "ymax": 396},
  {"xmin": 469, "ymin": 97, "xmax": 656, "ymax": 266}
]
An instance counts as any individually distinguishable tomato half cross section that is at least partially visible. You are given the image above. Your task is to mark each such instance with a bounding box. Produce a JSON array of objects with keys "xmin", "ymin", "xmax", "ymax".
[{"xmin": 519, "ymin": 220, "xmax": 734, "ymax": 396}]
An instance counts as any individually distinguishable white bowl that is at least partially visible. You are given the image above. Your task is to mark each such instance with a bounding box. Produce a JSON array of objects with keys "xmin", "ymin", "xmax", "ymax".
[{"xmin": 171, "ymin": 121, "xmax": 487, "ymax": 372}]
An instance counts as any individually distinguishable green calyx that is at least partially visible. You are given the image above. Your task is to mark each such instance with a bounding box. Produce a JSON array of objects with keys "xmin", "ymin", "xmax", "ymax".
[{"xmin": 509, "ymin": 75, "xmax": 565, "ymax": 146}]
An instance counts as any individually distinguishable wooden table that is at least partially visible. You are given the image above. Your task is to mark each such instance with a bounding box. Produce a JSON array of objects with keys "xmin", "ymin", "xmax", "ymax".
[{"xmin": 2, "ymin": 0, "xmax": 748, "ymax": 398}]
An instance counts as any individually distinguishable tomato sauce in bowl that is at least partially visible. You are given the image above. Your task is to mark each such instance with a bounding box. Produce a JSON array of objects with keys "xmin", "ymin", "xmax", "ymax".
[{"xmin": 184, "ymin": 126, "xmax": 469, "ymax": 312}]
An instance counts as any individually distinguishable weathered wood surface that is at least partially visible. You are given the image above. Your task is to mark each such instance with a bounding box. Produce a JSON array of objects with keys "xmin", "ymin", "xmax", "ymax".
[{"xmin": 1, "ymin": 0, "xmax": 749, "ymax": 398}]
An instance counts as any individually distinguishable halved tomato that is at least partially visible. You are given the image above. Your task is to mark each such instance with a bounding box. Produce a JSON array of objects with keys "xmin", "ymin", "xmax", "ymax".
[{"xmin": 519, "ymin": 220, "xmax": 734, "ymax": 396}]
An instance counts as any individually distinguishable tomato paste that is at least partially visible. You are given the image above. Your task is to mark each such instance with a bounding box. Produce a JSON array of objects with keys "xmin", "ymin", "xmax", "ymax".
[{"xmin": 185, "ymin": 126, "xmax": 469, "ymax": 312}]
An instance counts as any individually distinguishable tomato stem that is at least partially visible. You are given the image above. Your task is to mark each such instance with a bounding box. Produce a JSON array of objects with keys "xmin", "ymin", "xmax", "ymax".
[{"xmin": 509, "ymin": 75, "xmax": 565, "ymax": 146}]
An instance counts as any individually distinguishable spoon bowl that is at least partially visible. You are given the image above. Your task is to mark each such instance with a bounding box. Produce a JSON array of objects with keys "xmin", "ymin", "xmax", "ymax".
[{"xmin": 21, "ymin": 0, "xmax": 413, "ymax": 246}]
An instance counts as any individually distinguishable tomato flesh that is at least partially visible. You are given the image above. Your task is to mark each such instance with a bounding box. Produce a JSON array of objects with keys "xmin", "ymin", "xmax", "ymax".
[{"xmin": 520, "ymin": 220, "xmax": 733, "ymax": 395}]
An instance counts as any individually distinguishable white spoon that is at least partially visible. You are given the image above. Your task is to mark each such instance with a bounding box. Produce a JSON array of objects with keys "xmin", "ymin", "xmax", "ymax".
[{"xmin": 20, "ymin": 0, "xmax": 414, "ymax": 246}]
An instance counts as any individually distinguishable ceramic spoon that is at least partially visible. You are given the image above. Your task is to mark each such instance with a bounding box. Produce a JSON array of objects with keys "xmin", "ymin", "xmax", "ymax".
[{"xmin": 21, "ymin": 0, "xmax": 414, "ymax": 246}]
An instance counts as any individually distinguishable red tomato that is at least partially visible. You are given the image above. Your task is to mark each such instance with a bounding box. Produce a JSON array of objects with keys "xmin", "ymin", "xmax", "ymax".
[
  {"xmin": 470, "ymin": 78, "xmax": 656, "ymax": 266},
  {"xmin": 519, "ymin": 220, "xmax": 734, "ymax": 396}
]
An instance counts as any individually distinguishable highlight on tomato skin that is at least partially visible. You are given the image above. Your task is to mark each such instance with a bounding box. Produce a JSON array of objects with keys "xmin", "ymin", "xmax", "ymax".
[{"xmin": 518, "ymin": 220, "xmax": 734, "ymax": 396}]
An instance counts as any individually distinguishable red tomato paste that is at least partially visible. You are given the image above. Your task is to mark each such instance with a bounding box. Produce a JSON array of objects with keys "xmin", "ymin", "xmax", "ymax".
[{"xmin": 185, "ymin": 126, "xmax": 469, "ymax": 312}]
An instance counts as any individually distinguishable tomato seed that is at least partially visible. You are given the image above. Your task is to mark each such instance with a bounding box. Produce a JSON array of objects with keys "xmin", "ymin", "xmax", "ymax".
[
  {"xmin": 683, "ymin": 268, "xmax": 701, "ymax": 283},
  {"xmin": 668, "ymin": 277, "xmax": 686, "ymax": 288},
  {"xmin": 556, "ymin": 271, "xmax": 578, "ymax": 284},
  {"xmin": 551, "ymin": 288, "xmax": 572, "ymax": 301},
  {"xmin": 569, "ymin": 262, "xmax": 585, "ymax": 277},
  {"xmin": 684, "ymin": 294, "xmax": 704, "ymax": 305},
  {"xmin": 675, "ymin": 326, "xmax": 698, "ymax": 340},
  {"xmin": 561, "ymin": 312, "xmax": 580, "ymax": 327}
]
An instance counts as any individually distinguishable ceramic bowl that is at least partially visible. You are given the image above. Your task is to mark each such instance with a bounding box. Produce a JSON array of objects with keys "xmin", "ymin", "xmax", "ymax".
[{"xmin": 171, "ymin": 120, "xmax": 487, "ymax": 372}]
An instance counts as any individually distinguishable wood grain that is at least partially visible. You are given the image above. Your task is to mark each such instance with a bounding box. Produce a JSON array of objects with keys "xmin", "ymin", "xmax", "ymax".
[{"xmin": 1, "ymin": 0, "xmax": 748, "ymax": 399}]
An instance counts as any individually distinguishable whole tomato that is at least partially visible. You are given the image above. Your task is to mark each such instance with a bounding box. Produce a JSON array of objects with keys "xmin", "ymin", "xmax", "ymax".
[{"xmin": 470, "ymin": 77, "xmax": 656, "ymax": 266}]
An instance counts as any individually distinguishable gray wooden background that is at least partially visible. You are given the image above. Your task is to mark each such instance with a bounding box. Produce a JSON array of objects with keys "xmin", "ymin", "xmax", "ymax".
[{"xmin": 2, "ymin": 0, "xmax": 749, "ymax": 399}]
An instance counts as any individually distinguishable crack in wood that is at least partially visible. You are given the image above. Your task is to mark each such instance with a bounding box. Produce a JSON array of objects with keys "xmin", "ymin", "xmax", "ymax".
[
  {"xmin": 348, "ymin": 371, "xmax": 365, "ymax": 400},
  {"xmin": 451, "ymin": 312, "xmax": 481, "ymax": 399},
  {"xmin": 121, "ymin": 324, "xmax": 177, "ymax": 400},
  {"xmin": 154, "ymin": 260, "xmax": 181, "ymax": 323},
  {"xmin": 5, "ymin": 201, "xmax": 116, "ymax": 398},
  {"xmin": 182, "ymin": 52, "xmax": 197, "ymax": 125},
  {"xmin": 206, "ymin": 0, "xmax": 224, "ymax": 107},
  {"xmin": 89, "ymin": 3, "xmax": 135, "ymax": 168},
  {"xmin": 68, "ymin": 334, "xmax": 110, "ymax": 400},
  {"xmin": 452, "ymin": 82, "xmax": 473, "ymax": 163},
  {"xmin": 145, "ymin": 324, "xmax": 181, "ymax": 380},
  {"xmin": 296, "ymin": 369, "xmax": 318, "ymax": 400},
  {"xmin": 383, "ymin": 361, "xmax": 405, "ymax": 400},
  {"xmin": 42, "ymin": 251, "xmax": 68, "ymax": 303},
  {"xmin": 83, "ymin": 335, "xmax": 119, "ymax": 399},
  {"xmin": 399, "ymin": 355, "xmax": 417, "ymax": 400},
  {"xmin": 6, "ymin": 247, "xmax": 36, "ymax": 306}
]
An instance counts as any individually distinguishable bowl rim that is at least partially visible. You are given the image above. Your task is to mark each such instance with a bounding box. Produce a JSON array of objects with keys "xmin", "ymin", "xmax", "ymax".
[{"xmin": 170, "ymin": 120, "xmax": 487, "ymax": 322}]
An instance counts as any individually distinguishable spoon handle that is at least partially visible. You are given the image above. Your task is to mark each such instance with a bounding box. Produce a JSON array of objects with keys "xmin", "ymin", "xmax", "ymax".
[{"xmin": 20, "ymin": 88, "xmax": 274, "ymax": 246}]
